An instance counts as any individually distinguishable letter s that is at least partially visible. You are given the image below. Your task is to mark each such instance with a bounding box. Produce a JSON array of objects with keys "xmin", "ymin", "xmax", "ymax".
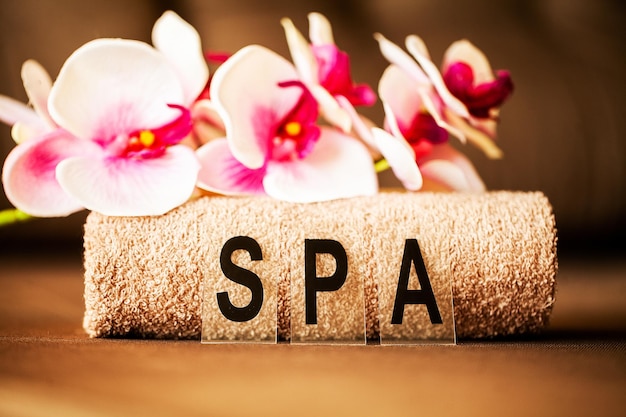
[{"xmin": 217, "ymin": 236, "xmax": 264, "ymax": 322}]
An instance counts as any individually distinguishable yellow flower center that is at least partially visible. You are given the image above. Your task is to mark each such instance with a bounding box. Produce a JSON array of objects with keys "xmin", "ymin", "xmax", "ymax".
[
  {"xmin": 138, "ymin": 130, "xmax": 156, "ymax": 147},
  {"xmin": 284, "ymin": 121, "xmax": 302, "ymax": 137}
]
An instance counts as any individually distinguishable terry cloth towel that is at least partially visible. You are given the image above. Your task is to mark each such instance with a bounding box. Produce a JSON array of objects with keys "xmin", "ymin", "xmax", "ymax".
[{"xmin": 82, "ymin": 191, "xmax": 558, "ymax": 340}]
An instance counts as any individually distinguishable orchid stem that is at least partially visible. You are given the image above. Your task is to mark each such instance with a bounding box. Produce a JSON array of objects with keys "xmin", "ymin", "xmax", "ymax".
[
  {"xmin": 0, "ymin": 208, "xmax": 32, "ymax": 227},
  {"xmin": 374, "ymin": 158, "xmax": 390, "ymax": 173}
]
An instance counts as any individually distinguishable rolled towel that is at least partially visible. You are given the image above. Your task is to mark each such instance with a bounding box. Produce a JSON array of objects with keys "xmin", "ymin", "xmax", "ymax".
[{"xmin": 82, "ymin": 191, "xmax": 558, "ymax": 340}]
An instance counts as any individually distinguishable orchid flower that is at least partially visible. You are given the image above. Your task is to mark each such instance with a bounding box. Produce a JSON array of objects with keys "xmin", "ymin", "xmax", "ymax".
[
  {"xmin": 0, "ymin": 60, "xmax": 58, "ymax": 222},
  {"xmin": 281, "ymin": 12, "xmax": 378, "ymax": 149},
  {"xmin": 375, "ymin": 33, "xmax": 507, "ymax": 159},
  {"xmin": 195, "ymin": 45, "xmax": 378, "ymax": 203},
  {"xmin": 373, "ymin": 64, "xmax": 485, "ymax": 192},
  {"xmin": 441, "ymin": 39, "xmax": 513, "ymax": 139},
  {"xmin": 0, "ymin": 59, "xmax": 84, "ymax": 219},
  {"xmin": 2, "ymin": 12, "xmax": 208, "ymax": 217},
  {"xmin": 375, "ymin": 34, "xmax": 467, "ymax": 141}
]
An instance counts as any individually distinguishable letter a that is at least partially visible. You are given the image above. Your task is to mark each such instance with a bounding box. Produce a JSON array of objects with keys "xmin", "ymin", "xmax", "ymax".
[{"xmin": 391, "ymin": 239, "xmax": 443, "ymax": 325}]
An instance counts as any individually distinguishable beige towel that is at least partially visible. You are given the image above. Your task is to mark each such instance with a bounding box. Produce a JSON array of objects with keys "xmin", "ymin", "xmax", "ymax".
[{"xmin": 83, "ymin": 191, "xmax": 558, "ymax": 340}]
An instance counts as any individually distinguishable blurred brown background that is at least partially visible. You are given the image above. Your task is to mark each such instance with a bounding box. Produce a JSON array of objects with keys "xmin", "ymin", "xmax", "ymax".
[{"xmin": 1, "ymin": 0, "xmax": 624, "ymax": 257}]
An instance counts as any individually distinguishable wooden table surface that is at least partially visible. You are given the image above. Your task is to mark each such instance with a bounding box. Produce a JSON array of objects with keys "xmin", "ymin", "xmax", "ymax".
[{"xmin": 1, "ymin": 252, "xmax": 625, "ymax": 417}]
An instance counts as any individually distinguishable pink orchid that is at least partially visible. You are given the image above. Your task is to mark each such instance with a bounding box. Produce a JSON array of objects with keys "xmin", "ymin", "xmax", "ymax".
[
  {"xmin": 441, "ymin": 39, "xmax": 513, "ymax": 138},
  {"xmin": 375, "ymin": 33, "xmax": 506, "ymax": 159},
  {"xmin": 281, "ymin": 13, "xmax": 377, "ymax": 147},
  {"xmin": 2, "ymin": 12, "xmax": 208, "ymax": 217},
  {"xmin": 373, "ymin": 64, "xmax": 485, "ymax": 192},
  {"xmin": 195, "ymin": 45, "xmax": 378, "ymax": 203}
]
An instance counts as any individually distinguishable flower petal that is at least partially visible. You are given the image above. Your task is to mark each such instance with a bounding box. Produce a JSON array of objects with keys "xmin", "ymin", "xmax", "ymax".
[
  {"xmin": 419, "ymin": 159, "xmax": 468, "ymax": 191},
  {"xmin": 1, "ymin": 130, "xmax": 96, "ymax": 217},
  {"xmin": 379, "ymin": 65, "xmax": 466, "ymax": 144},
  {"xmin": 443, "ymin": 108, "xmax": 503, "ymax": 159},
  {"xmin": 56, "ymin": 145, "xmax": 200, "ymax": 216},
  {"xmin": 405, "ymin": 34, "xmax": 430, "ymax": 59},
  {"xmin": 195, "ymin": 138, "xmax": 266, "ymax": 196},
  {"xmin": 405, "ymin": 35, "xmax": 470, "ymax": 119},
  {"xmin": 378, "ymin": 65, "xmax": 424, "ymax": 131},
  {"xmin": 419, "ymin": 144, "xmax": 485, "ymax": 192},
  {"xmin": 0, "ymin": 95, "xmax": 47, "ymax": 142},
  {"xmin": 10, "ymin": 122, "xmax": 47, "ymax": 144},
  {"xmin": 281, "ymin": 17, "xmax": 319, "ymax": 85},
  {"xmin": 192, "ymin": 99, "xmax": 225, "ymax": 131},
  {"xmin": 210, "ymin": 45, "xmax": 301, "ymax": 169},
  {"xmin": 21, "ymin": 59, "xmax": 55, "ymax": 127},
  {"xmin": 263, "ymin": 127, "xmax": 378, "ymax": 203},
  {"xmin": 308, "ymin": 12, "xmax": 334, "ymax": 45},
  {"xmin": 372, "ymin": 127, "xmax": 422, "ymax": 191},
  {"xmin": 442, "ymin": 41, "xmax": 512, "ymax": 140},
  {"xmin": 282, "ymin": 16, "xmax": 355, "ymax": 132},
  {"xmin": 381, "ymin": 101, "xmax": 404, "ymax": 142},
  {"xmin": 185, "ymin": 99, "xmax": 226, "ymax": 148},
  {"xmin": 48, "ymin": 38, "xmax": 185, "ymax": 142},
  {"xmin": 418, "ymin": 88, "xmax": 467, "ymax": 143},
  {"xmin": 335, "ymin": 95, "xmax": 377, "ymax": 151},
  {"xmin": 442, "ymin": 39, "xmax": 494, "ymax": 84},
  {"xmin": 310, "ymin": 84, "xmax": 351, "ymax": 132},
  {"xmin": 152, "ymin": 11, "xmax": 209, "ymax": 104},
  {"xmin": 374, "ymin": 33, "xmax": 430, "ymax": 85}
]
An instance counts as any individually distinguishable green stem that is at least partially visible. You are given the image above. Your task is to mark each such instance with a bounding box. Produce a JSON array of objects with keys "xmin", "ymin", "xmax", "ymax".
[
  {"xmin": 374, "ymin": 158, "xmax": 390, "ymax": 173},
  {"xmin": 0, "ymin": 208, "xmax": 32, "ymax": 227}
]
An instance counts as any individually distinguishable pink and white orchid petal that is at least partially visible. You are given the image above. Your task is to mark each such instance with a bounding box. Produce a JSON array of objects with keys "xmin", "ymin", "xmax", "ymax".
[
  {"xmin": 281, "ymin": 17, "xmax": 319, "ymax": 85},
  {"xmin": 192, "ymin": 99, "xmax": 225, "ymax": 131},
  {"xmin": 210, "ymin": 45, "xmax": 301, "ymax": 169},
  {"xmin": 419, "ymin": 159, "xmax": 470, "ymax": 192},
  {"xmin": 185, "ymin": 99, "xmax": 226, "ymax": 148},
  {"xmin": 152, "ymin": 11, "xmax": 209, "ymax": 104},
  {"xmin": 310, "ymin": 84, "xmax": 351, "ymax": 132},
  {"xmin": 374, "ymin": 33, "xmax": 430, "ymax": 86},
  {"xmin": 335, "ymin": 95, "xmax": 377, "ymax": 150},
  {"xmin": 0, "ymin": 95, "xmax": 47, "ymax": 139},
  {"xmin": 372, "ymin": 127, "xmax": 422, "ymax": 191},
  {"xmin": 263, "ymin": 127, "xmax": 378, "ymax": 203},
  {"xmin": 381, "ymin": 101, "xmax": 405, "ymax": 142},
  {"xmin": 419, "ymin": 144, "xmax": 486, "ymax": 192},
  {"xmin": 378, "ymin": 65, "xmax": 424, "ymax": 131},
  {"xmin": 56, "ymin": 145, "xmax": 200, "ymax": 216},
  {"xmin": 1, "ymin": 130, "xmax": 95, "ymax": 217},
  {"xmin": 405, "ymin": 35, "xmax": 470, "ymax": 119},
  {"xmin": 21, "ymin": 59, "xmax": 55, "ymax": 127},
  {"xmin": 405, "ymin": 35, "xmax": 430, "ymax": 60},
  {"xmin": 443, "ymin": 40, "xmax": 494, "ymax": 84},
  {"xmin": 195, "ymin": 138, "xmax": 266, "ymax": 196},
  {"xmin": 11, "ymin": 122, "xmax": 48, "ymax": 144},
  {"xmin": 49, "ymin": 38, "xmax": 184, "ymax": 141},
  {"xmin": 308, "ymin": 12, "xmax": 334, "ymax": 45}
]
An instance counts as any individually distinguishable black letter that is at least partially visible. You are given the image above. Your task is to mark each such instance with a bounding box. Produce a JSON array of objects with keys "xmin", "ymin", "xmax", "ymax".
[
  {"xmin": 217, "ymin": 236, "xmax": 264, "ymax": 322},
  {"xmin": 305, "ymin": 239, "xmax": 348, "ymax": 324},
  {"xmin": 391, "ymin": 239, "xmax": 442, "ymax": 325}
]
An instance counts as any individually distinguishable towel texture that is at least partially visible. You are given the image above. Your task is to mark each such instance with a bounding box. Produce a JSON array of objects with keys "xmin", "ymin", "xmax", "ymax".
[{"xmin": 83, "ymin": 191, "xmax": 558, "ymax": 340}]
